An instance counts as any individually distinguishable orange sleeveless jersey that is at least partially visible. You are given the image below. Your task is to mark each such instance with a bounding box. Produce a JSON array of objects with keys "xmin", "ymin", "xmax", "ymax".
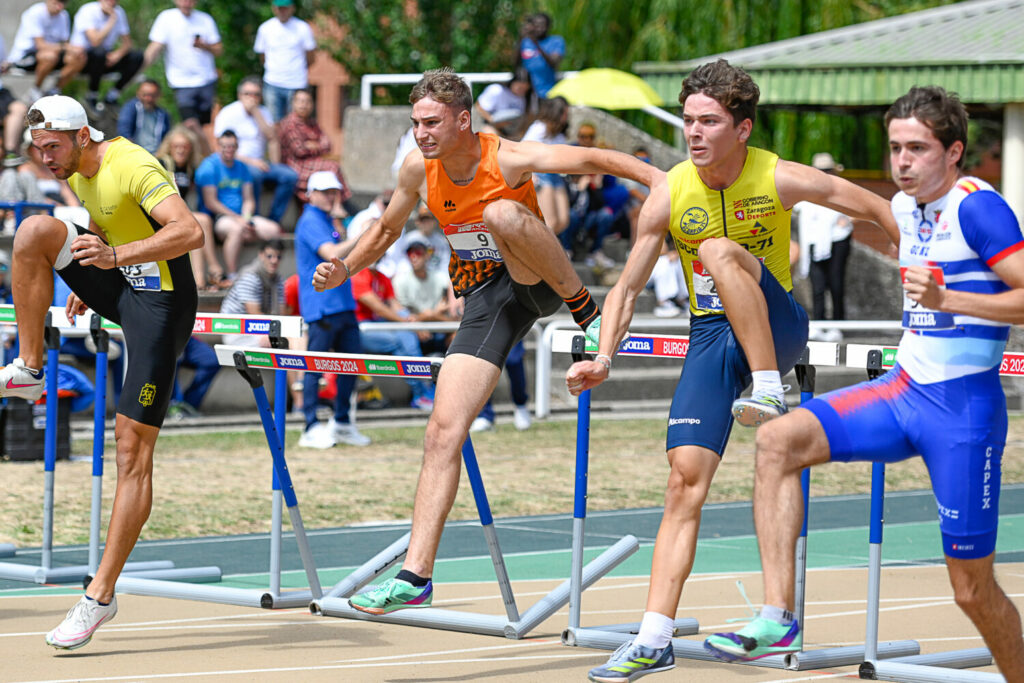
[{"xmin": 424, "ymin": 133, "xmax": 543, "ymax": 296}]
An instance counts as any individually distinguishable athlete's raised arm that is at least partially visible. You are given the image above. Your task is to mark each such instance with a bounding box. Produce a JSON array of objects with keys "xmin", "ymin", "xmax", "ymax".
[
  {"xmin": 775, "ymin": 160, "xmax": 899, "ymax": 245},
  {"xmin": 501, "ymin": 138, "xmax": 662, "ymax": 188},
  {"xmin": 314, "ymin": 151, "xmax": 425, "ymax": 292},
  {"xmin": 566, "ymin": 178, "xmax": 671, "ymax": 395}
]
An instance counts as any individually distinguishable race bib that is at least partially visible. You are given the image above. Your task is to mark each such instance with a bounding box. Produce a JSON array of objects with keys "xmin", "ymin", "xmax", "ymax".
[
  {"xmin": 900, "ymin": 265, "xmax": 954, "ymax": 330},
  {"xmin": 691, "ymin": 260, "xmax": 722, "ymax": 311},
  {"xmin": 445, "ymin": 222, "xmax": 503, "ymax": 263},
  {"xmin": 119, "ymin": 261, "xmax": 162, "ymax": 291}
]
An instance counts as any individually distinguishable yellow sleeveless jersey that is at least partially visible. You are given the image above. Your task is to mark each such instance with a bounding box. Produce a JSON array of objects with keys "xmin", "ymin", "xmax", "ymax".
[
  {"xmin": 69, "ymin": 137, "xmax": 183, "ymax": 292},
  {"xmin": 667, "ymin": 147, "xmax": 792, "ymax": 317}
]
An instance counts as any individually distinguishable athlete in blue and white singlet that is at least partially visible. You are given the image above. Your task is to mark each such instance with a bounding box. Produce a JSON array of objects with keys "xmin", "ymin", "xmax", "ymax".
[{"xmin": 806, "ymin": 177, "xmax": 1022, "ymax": 558}]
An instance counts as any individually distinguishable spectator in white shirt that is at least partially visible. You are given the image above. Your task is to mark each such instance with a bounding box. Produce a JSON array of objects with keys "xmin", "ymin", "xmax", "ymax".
[
  {"xmin": 474, "ymin": 67, "xmax": 532, "ymax": 138},
  {"xmin": 214, "ymin": 76, "xmax": 299, "ymax": 223},
  {"xmin": 70, "ymin": 0, "xmax": 143, "ymax": 112},
  {"xmin": 253, "ymin": 0, "xmax": 317, "ymax": 122},
  {"xmin": 0, "ymin": 36, "xmax": 30, "ymax": 167},
  {"xmin": 8, "ymin": 0, "xmax": 85, "ymax": 101},
  {"xmin": 144, "ymin": 0, "xmax": 222, "ymax": 155}
]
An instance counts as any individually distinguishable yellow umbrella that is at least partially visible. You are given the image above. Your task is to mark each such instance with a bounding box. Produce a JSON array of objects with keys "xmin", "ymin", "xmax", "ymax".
[{"xmin": 546, "ymin": 68, "xmax": 663, "ymax": 110}]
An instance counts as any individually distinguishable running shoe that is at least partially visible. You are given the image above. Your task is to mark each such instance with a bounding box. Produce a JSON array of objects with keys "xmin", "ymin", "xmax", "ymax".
[
  {"xmin": 704, "ymin": 615, "xmax": 802, "ymax": 661},
  {"xmin": 512, "ymin": 405, "xmax": 531, "ymax": 431},
  {"xmin": 587, "ymin": 639, "xmax": 675, "ymax": 682},
  {"xmin": 0, "ymin": 358, "xmax": 45, "ymax": 401},
  {"xmin": 731, "ymin": 391, "xmax": 787, "ymax": 427},
  {"xmin": 348, "ymin": 577, "xmax": 432, "ymax": 615},
  {"xmin": 469, "ymin": 416, "xmax": 494, "ymax": 433},
  {"xmin": 299, "ymin": 421, "xmax": 336, "ymax": 449},
  {"xmin": 583, "ymin": 316, "xmax": 629, "ymax": 351},
  {"xmin": 331, "ymin": 420, "xmax": 371, "ymax": 446},
  {"xmin": 45, "ymin": 595, "xmax": 118, "ymax": 650}
]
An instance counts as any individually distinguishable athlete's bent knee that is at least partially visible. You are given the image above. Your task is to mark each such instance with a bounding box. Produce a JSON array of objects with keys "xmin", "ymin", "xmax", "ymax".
[
  {"xmin": 14, "ymin": 215, "xmax": 75, "ymax": 267},
  {"xmin": 755, "ymin": 419, "xmax": 799, "ymax": 470},
  {"xmin": 482, "ymin": 199, "xmax": 526, "ymax": 233}
]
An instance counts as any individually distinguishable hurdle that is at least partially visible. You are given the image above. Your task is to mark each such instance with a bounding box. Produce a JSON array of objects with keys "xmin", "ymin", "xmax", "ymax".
[
  {"xmin": 0, "ymin": 306, "xmax": 218, "ymax": 585},
  {"xmin": 846, "ymin": 343, "xmax": 1019, "ymax": 683},
  {"xmin": 553, "ymin": 329, "xmax": 919, "ymax": 670},
  {"xmin": 244, "ymin": 346, "xmax": 642, "ymax": 638}
]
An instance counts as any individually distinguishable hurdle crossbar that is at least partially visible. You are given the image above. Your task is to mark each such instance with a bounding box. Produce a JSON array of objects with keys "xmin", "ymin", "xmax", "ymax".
[
  {"xmin": 0, "ymin": 307, "xmax": 219, "ymax": 586},
  {"xmin": 552, "ymin": 330, "xmax": 918, "ymax": 670}
]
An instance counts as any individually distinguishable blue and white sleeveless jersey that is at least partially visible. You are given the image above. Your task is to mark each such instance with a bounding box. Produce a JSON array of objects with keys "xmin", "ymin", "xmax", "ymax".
[{"xmin": 894, "ymin": 177, "xmax": 1024, "ymax": 384}]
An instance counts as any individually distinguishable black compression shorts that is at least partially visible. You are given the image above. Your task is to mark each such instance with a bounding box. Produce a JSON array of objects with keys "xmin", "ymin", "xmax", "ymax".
[
  {"xmin": 447, "ymin": 268, "xmax": 562, "ymax": 367},
  {"xmin": 57, "ymin": 225, "xmax": 198, "ymax": 427}
]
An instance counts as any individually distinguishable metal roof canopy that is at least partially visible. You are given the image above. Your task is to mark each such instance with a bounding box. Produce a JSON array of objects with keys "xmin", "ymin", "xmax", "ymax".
[{"xmin": 635, "ymin": 0, "xmax": 1024, "ymax": 108}]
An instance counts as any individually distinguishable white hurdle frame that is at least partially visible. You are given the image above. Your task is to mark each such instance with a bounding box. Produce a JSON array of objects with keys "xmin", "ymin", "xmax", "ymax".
[
  {"xmin": 210, "ymin": 344, "xmax": 642, "ymax": 638},
  {"xmin": 847, "ymin": 343, "xmax": 1024, "ymax": 683},
  {"xmin": 0, "ymin": 306, "xmax": 218, "ymax": 585},
  {"xmin": 552, "ymin": 330, "xmax": 919, "ymax": 670}
]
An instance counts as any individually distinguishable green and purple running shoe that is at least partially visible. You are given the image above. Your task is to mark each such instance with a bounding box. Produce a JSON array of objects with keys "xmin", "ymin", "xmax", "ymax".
[
  {"xmin": 348, "ymin": 577, "xmax": 433, "ymax": 615},
  {"xmin": 704, "ymin": 616, "xmax": 802, "ymax": 661}
]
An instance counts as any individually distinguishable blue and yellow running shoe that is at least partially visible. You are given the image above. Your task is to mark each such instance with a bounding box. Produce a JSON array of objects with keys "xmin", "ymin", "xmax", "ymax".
[
  {"xmin": 587, "ymin": 639, "xmax": 675, "ymax": 682},
  {"xmin": 704, "ymin": 615, "xmax": 802, "ymax": 661}
]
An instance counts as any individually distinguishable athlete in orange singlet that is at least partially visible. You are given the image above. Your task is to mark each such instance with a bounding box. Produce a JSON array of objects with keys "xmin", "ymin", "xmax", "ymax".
[{"xmin": 314, "ymin": 68, "xmax": 662, "ymax": 613}]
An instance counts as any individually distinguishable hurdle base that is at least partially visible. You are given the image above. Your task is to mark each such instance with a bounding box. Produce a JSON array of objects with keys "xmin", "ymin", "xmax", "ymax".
[
  {"xmin": 563, "ymin": 618, "xmax": 699, "ymax": 645},
  {"xmin": 117, "ymin": 576, "xmax": 276, "ymax": 609},
  {"xmin": 0, "ymin": 560, "xmax": 187, "ymax": 585},
  {"xmin": 860, "ymin": 650, "xmax": 998, "ymax": 682},
  {"xmin": 786, "ymin": 641, "xmax": 919, "ymax": 670},
  {"xmin": 0, "ymin": 544, "xmax": 14, "ymax": 558},
  {"xmin": 311, "ymin": 599, "xmax": 512, "ymax": 638}
]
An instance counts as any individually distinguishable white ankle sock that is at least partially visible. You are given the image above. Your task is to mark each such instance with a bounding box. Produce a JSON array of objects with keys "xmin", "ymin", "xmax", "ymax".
[
  {"xmin": 760, "ymin": 604, "xmax": 794, "ymax": 625},
  {"xmin": 751, "ymin": 370, "xmax": 783, "ymax": 396},
  {"xmin": 634, "ymin": 611, "xmax": 675, "ymax": 649}
]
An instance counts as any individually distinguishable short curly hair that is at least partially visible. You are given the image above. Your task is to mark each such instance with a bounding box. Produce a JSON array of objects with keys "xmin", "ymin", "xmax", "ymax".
[
  {"xmin": 679, "ymin": 59, "xmax": 759, "ymax": 127},
  {"xmin": 410, "ymin": 68, "xmax": 473, "ymax": 113}
]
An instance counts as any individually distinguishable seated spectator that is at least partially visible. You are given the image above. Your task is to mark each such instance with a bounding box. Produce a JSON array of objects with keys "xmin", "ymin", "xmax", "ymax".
[
  {"xmin": 278, "ymin": 88, "xmax": 355, "ymax": 209},
  {"xmin": 646, "ymin": 235, "xmax": 688, "ymax": 318},
  {"xmin": 254, "ymin": 0, "xmax": 316, "ymax": 122},
  {"xmin": 347, "ymin": 189, "xmax": 392, "ymax": 240},
  {"xmin": 374, "ymin": 202, "xmax": 451, "ymax": 280},
  {"xmin": 218, "ymin": 238, "xmax": 286, "ymax": 347},
  {"xmin": 117, "ymin": 79, "xmax": 171, "ymax": 153},
  {"xmin": 70, "ymin": 0, "xmax": 143, "ymax": 112},
  {"xmin": 620, "ymin": 146, "xmax": 654, "ymax": 243},
  {"xmin": 214, "ymin": 76, "xmax": 298, "ymax": 224},
  {"xmin": 8, "ymin": 0, "xmax": 85, "ymax": 101},
  {"xmin": 562, "ymin": 122, "xmax": 616, "ymax": 268},
  {"xmin": 155, "ymin": 125, "xmax": 224, "ymax": 290},
  {"xmin": 196, "ymin": 129, "xmax": 282, "ymax": 277},
  {"xmin": 475, "ymin": 67, "xmax": 532, "ymax": 138},
  {"xmin": 1, "ymin": 36, "xmax": 30, "ymax": 167},
  {"xmin": 168, "ymin": 335, "xmax": 219, "ymax": 419},
  {"xmin": 521, "ymin": 96, "xmax": 569, "ymax": 235},
  {"xmin": 351, "ymin": 260, "xmax": 434, "ymax": 411},
  {"xmin": 144, "ymin": 0, "xmax": 222, "ymax": 157},
  {"xmin": 393, "ymin": 234, "xmax": 457, "ymax": 355}
]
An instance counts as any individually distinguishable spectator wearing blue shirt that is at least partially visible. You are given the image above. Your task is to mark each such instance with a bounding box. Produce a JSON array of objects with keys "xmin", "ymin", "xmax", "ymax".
[
  {"xmin": 195, "ymin": 129, "xmax": 282, "ymax": 278},
  {"xmin": 116, "ymin": 79, "xmax": 171, "ymax": 153},
  {"xmin": 517, "ymin": 13, "xmax": 564, "ymax": 98},
  {"xmin": 294, "ymin": 170, "xmax": 369, "ymax": 449}
]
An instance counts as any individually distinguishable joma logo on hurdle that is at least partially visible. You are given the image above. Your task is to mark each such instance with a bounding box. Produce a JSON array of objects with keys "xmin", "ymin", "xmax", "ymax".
[
  {"xmin": 245, "ymin": 321, "xmax": 271, "ymax": 333},
  {"xmin": 276, "ymin": 356, "xmax": 306, "ymax": 369},
  {"xmin": 621, "ymin": 339, "xmax": 653, "ymax": 353}
]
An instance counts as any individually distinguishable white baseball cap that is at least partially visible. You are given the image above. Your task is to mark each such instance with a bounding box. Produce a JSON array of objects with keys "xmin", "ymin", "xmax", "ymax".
[
  {"xmin": 307, "ymin": 170, "xmax": 343, "ymax": 193},
  {"xmin": 26, "ymin": 95, "xmax": 105, "ymax": 143}
]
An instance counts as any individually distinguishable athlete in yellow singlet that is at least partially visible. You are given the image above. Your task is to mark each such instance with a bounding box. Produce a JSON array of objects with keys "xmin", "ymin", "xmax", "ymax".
[
  {"xmin": 568, "ymin": 60, "xmax": 899, "ymax": 681},
  {"xmin": 0, "ymin": 96, "xmax": 203, "ymax": 651}
]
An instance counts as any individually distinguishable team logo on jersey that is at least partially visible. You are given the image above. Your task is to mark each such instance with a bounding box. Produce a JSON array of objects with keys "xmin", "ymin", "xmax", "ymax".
[
  {"xmin": 443, "ymin": 199, "xmax": 456, "ymax": 211},
  {"xmin": 679, "ymin": 207, "xmax": 709, "ymax": 235},
  {"xmin": 917, "ymin": 218, "xmax": 934, "ymax": 243},
  {"xmin": 734, "ymin": 210, "xmax": 745, "ymax": 221},
  {"xmin": 139, "ymin": 383, "xmax": 156, "ymax": 407},
  {"xmin": 749, "ymin": 221, "xmax": 769, "ymax": 235}
]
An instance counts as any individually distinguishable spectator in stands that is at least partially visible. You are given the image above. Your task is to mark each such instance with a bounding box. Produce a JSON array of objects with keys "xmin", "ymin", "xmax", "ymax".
[
  {"xmin": 347, "ymin": 189, "xmax": 393, "ymax": 240},
  {"xmin": 70, "ymin": 0, "xmax": 143, "ymax": 112},
  {"xmin": 351, "ymin": 258, "xmax": 435, "ymax": 411},
  {"xmin": 254, "ymin": 0, "xmax": 316, "ymax": 122},
  {"xmin": 795, "ymin": 152, "xmax": 853, "ymax": 342},
  {"xmin": 647, "ymin": 235, "xmax": 688, "ymax": 318},
  {"xmin": 196, "ymin": 129, "xmax": 282, "ymax": 278},
  {"xmin": 214, "ymin": 76, "xmax": 298, "ymax": 224},
  {"xmin": 218, "ymin": 238, "xmax": 286, "ymax": 347},
  {"xmin": 8, "ymin": 0, "xmax": 84, "ymax": 101},
  {"xmin": 167, "ymin": 336, "xmax": 219, "ymax": 419},
  {"xmin": 294, "ymin": 170, "xmax": 369, "ymax": 449},
  {"xmin": 155, "ymin": 125, "xmax": 225, "ymax": 290},
  {"xmin": 116, "ymin": 79, "xmax": 171, "ymax": 153},
  {"xmin": 622, "ymin": 145, "xmax": 654, "ymax": 242},
  {"xmin": 278, "ymin": 88, "xmax": 355, "ymax": 209},
  {"xmin": 393, "ymin": 234, "xmax": 457, "ymax": 355},
  {"xmin": 563, "ymin": 122, "xmax": 617, "ymax": 268},
  {"xmin": 521, "ymin": 96, "xmax": 570, "ymax": 236},
  {"xmin": 145, "ymin": 0, "xmax": 222, "ymax": 157},
  {"xmin": 0, "ymin": 37, "xmax": 30, "ymax": 168},
  {"xmin": 373, "ymin": 201, "xmax": 452, "ymax": 281},
  {"xmin": 475, "ymin": 67, "xmax": 532, "ymax": 138},
  {"xmin": 516, "ymin": 12, "xmax": 563, "ymax": 98}
]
